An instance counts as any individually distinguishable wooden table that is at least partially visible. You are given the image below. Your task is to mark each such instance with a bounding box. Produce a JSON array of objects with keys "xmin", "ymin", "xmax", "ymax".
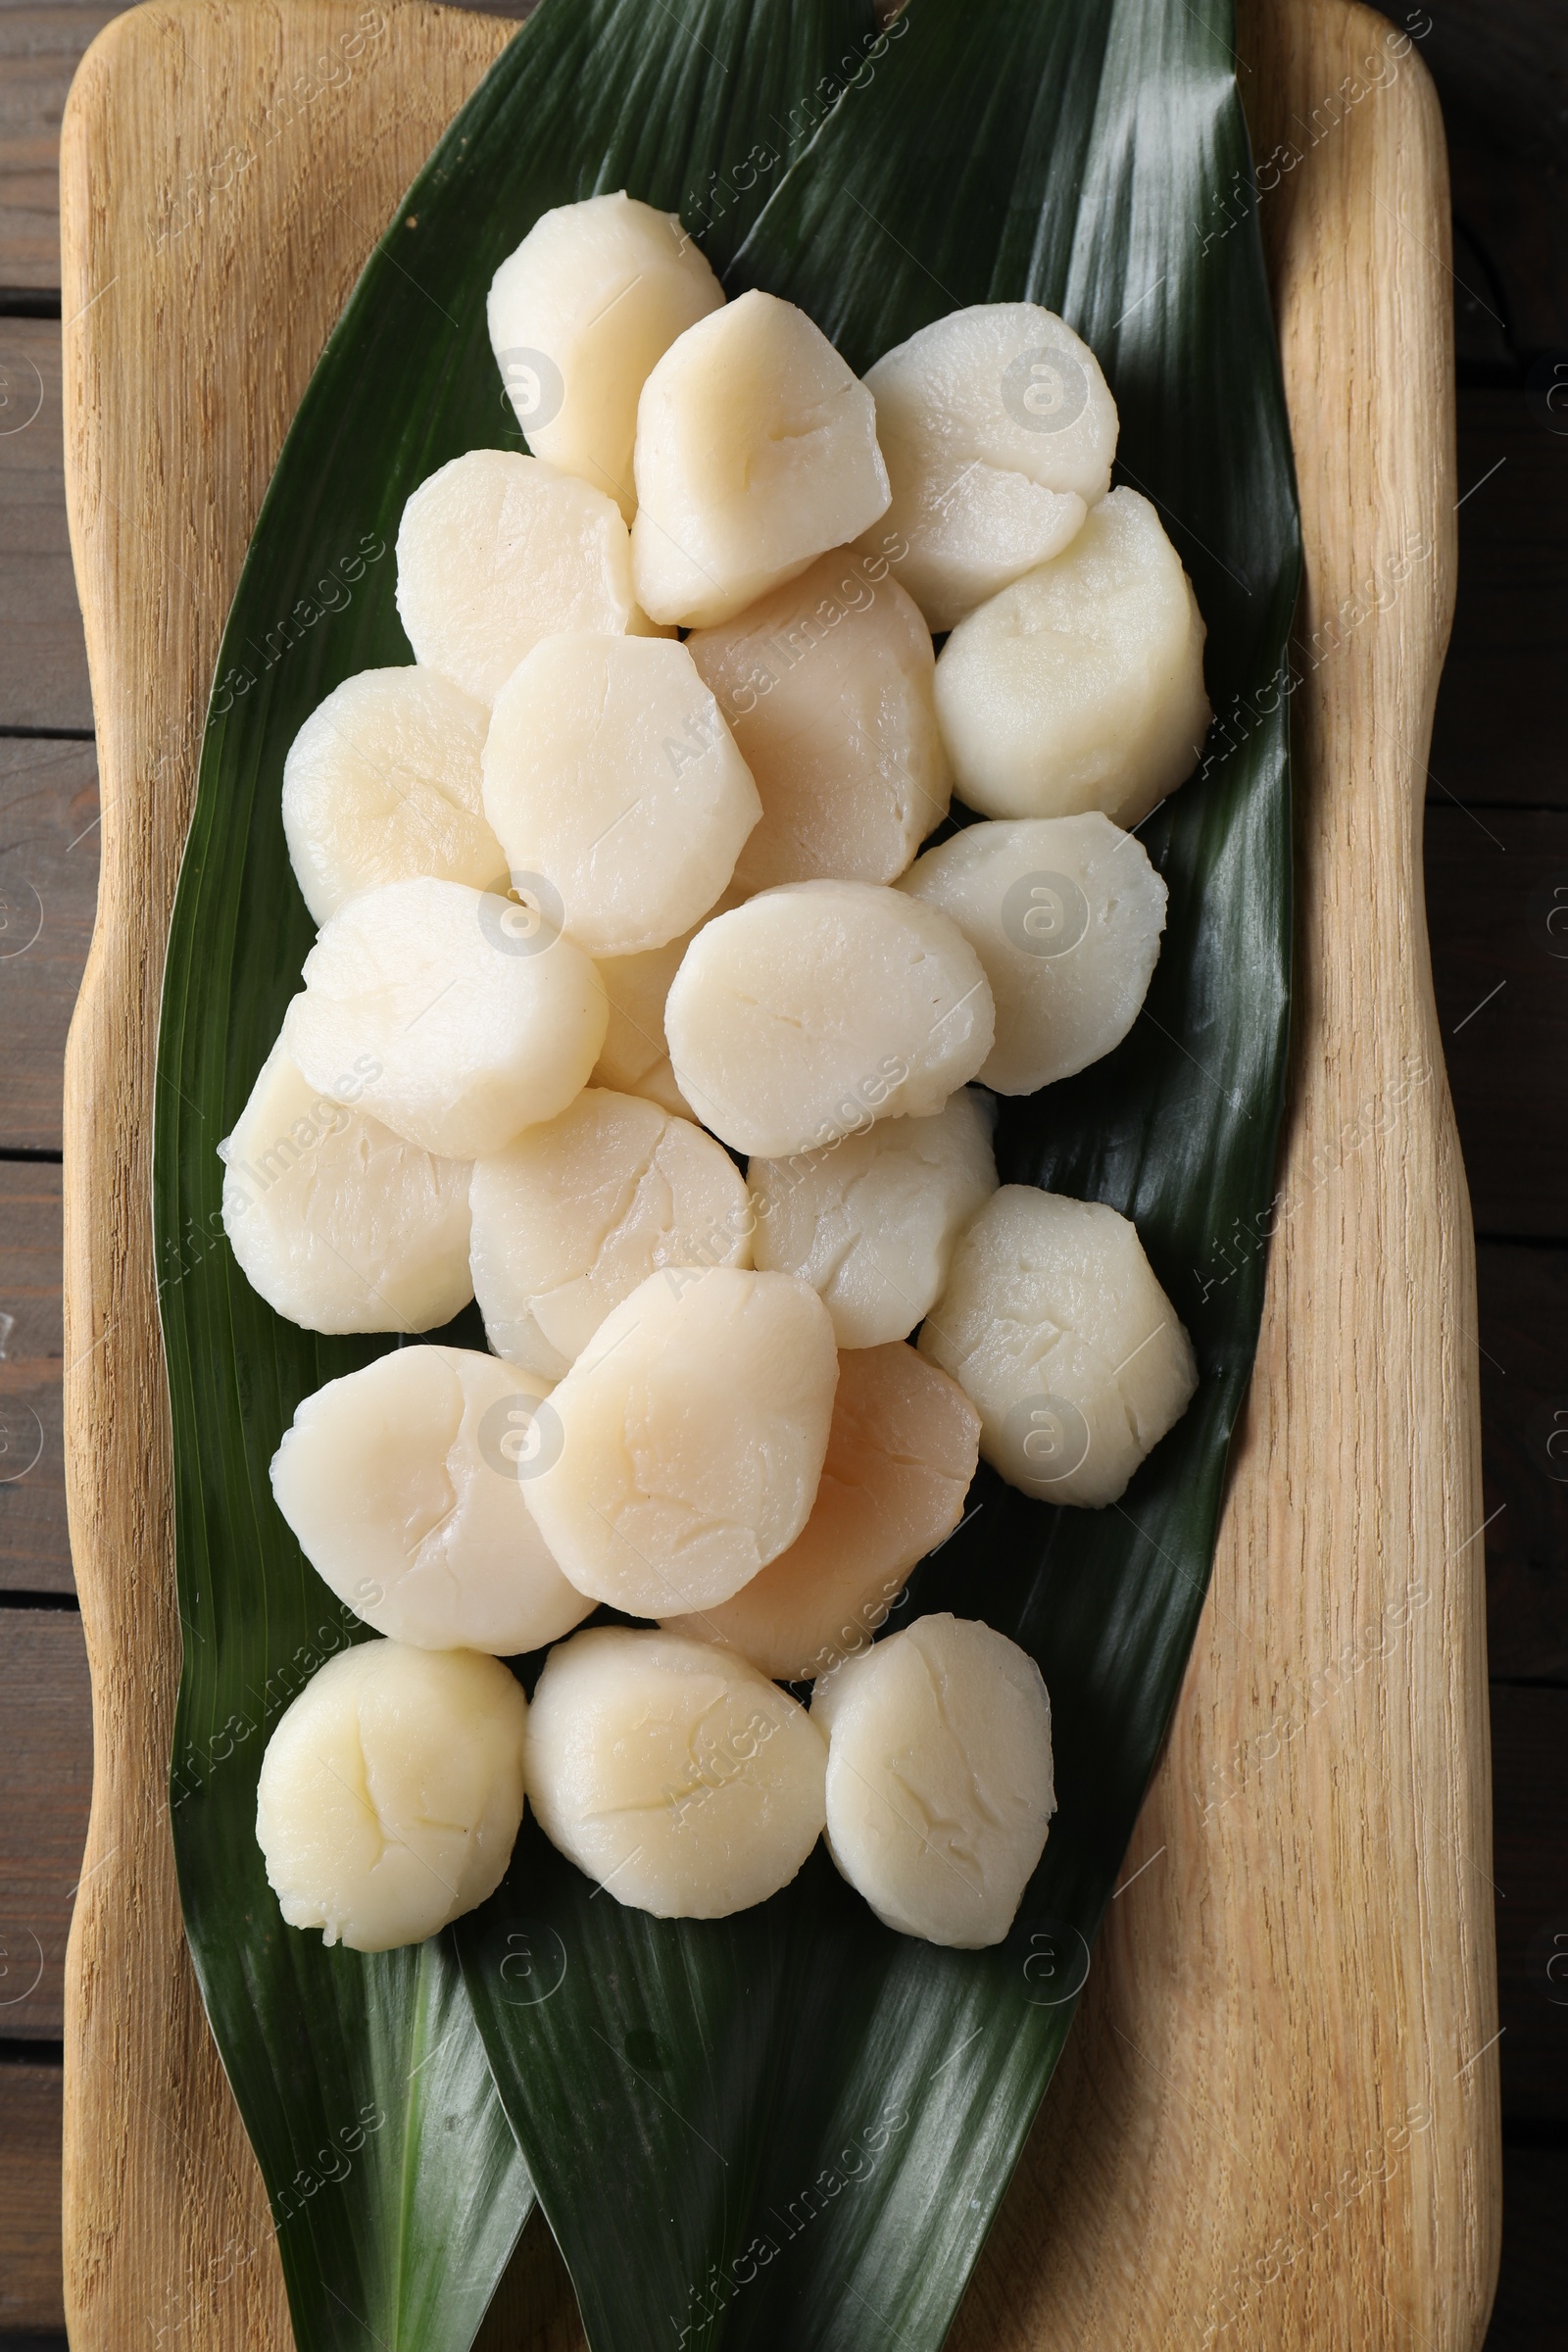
[{"xmin": 1, "ymin": 0, "xmax": 1563, "ymax": 2342}]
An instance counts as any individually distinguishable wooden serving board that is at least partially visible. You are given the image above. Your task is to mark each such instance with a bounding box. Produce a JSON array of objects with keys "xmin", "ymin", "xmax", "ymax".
[{"xmin": 58, "ymin": 3, "xmax": 1498, "ymax": 2345}]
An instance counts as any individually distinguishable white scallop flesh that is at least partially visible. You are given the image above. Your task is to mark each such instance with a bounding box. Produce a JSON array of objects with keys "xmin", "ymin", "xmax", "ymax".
[
  {"xmin": 219, "ymin": 1036, "xmax": 472, "ymax": 1334},
  {"xmin": 280, "ymin": 666, "xmax": 502, "ymax": 925},
  {"xmin": 749, "ymin": 1087, "xmax": 998, "ymax": 1348},
  {"xmin": 592, "ymin": 940, "xmax": 695, "ymax": 1119},
  {"xmin": 469, "ymin": 1088, "xmax": 753, "ymax": 1379},
  {"xmin": 590, "ymin": 883, "xmax": 750, "ymax": 1118},
  {"xmin": 664, "ymin": 880, "xmax": 995, "ymax": 1158},
  {"xmin": 524, "ymin": 1266, "xmax": 838, "ymax": 1615},
  {"xmin": 523, "ymin": 1625, "xmax": 826, "ymax": 1918},
  {"xmin": 661, "ymin": 1343, "xmax": 980, "ymax": 1683},
  {"xmin": 487, "ymin": 192, "xmax": 724, "ymax": 521},
  {"xmin": 255, "ymin": 1640, "xmax": 527, "ymax": 1951},
  {"xmin": 933, "ymin": 488, "xmax": 1211, "ymax": 827},
  {"xmin": 631, "ymin": 290, "xmax": 891, "ymax": 628},
  {"xmin": 898, "ymin": 813, "xmax": 1168, "ymax": 1094},
  {"xmin": 480, "ymin": 633, "xmax": 760, "ymax": 957},
  {"xmin": 861, "ymin": 303, "xmax": 1118, "ymax": 631},
  {"xmin": 394, "ymin": 449, "xmax": 662, "ymax": 706},
  {"xmin": 270, "ymin": 1347, "xmax": 592, "ymax": 1655},
  {"xmin": 917, "ymin": 1185, "xmax": 1198, "ymax": 1508},
  {"xmin": 685, "ymin": 549, "xmax": 951, "ymax": 891},
  {"xmin": 282, "ymin": 876, "xmax": 608, "ymax": 1160},
  {"xmin": 813, "ymin": 1612, "xmax": 1054, "ymax": 1947}
]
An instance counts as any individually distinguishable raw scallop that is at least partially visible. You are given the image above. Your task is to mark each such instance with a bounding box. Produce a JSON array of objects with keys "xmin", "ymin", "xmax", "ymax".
[
  {"xmin": 661, "ymin": 1344, "xmax": 980, "ymax": 1682},
  {"xmin": 480, "ymin": 633, "xmax": 760, "ymax": 957},
  {"xmin": 220, "ymin": 1037, "xmax": 472, "ymax": 1333},
  {"xmin": 898, "ymin": 813, "xmax": 1167, "ymax": 1093},
  {"xmin": 862, "ymin": 303, "xmax": 1117, "ymax": 630},
  {"xmin": 469, "ymin": 1088, "xmax": 752, "ymax": 1379},
  {"xmin": 525, "ymin": 1265, "xmax": 838, "ymax": 1615},
  {"xmin": 281, "ymin": 666, "xmax": 501, "ymax": 924},
  {"xmin": 631, "ymin": 290, "xmax": 890, "ymax": 628},
  {"xmin": 933, "ymin": 488, "xmax": 1210, "ymax": 828},
  {"xmin": 685, "ymin": 549, "xmax": 951, "ymax": 890},
  {"xmin": 749, "ymin": 1087, "xmax": 998, "ymax": 1348},
  {"xmin": 282, "ymin": 876, "xmax": 607, "ymax": 1160},
  {"xmin": 270, "ymin": 1347, "xmax": 592, "ymax": 1654},
  {"xmin": 488, "ymin": 191, "xmax": 724, "ymax": 518},
  {"xmin": 255, "ymin": 1640, "xmax": 527, "ymax": 1952},
  {"xmin": 524, "ymin": 1625, "xmax": 826, "ymax": 1917},
  {"xmin": 664, "ymin": 881, "xmax": 994, "ymax": 1158},
  {"xmin": 395, "ymin": 449, "xmax": 660, "ymax": 706},
  {"xmin": 917, "ymin": 1185, "xmax": 1198, "ymax": 1507},
  {"xmin": 813, "ymin": 1612, "xmax": 1054, "ymax": 1947},
  {"xmin": 589, "ymin": 886, "xmax": 746, "ymax": 1118}
]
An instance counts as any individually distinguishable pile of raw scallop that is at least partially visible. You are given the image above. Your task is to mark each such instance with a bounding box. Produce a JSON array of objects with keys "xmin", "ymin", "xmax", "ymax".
[{"xmin": 226, "ymin": 193, "xmax": 1211, "ymax": 1958}]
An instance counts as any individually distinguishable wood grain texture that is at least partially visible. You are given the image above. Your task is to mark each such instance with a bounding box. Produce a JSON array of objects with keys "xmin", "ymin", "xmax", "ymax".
[
  {"xmin": 0, "ymin": 1607, "xmax": 93, "ymax": 2037},
  {"xmin": 0, "ymin": 2058, "xmax": 67, "ymax": 2332},
  {"xmin": 0, "ymin": 317, "xmax": 92, "ymax": 729},
  {"xmin": 0, "ymin": 1161, "xmax": 74, "ymax": 1592},
  {"xmin": 56, "ymin": 3, "xmax": 1497, "ymax": 2349},
  {"xmin": 0, "ymin": 737, "xmax": 102, "ymax": 1156},
  {"xmin": 950, "ymin": 4, "xmax": 1499, "ymax": 2346},
  {"xmin": 0, "ymin": 0, "xmax": 127, "ymax": 287},
  {"xmin": 58, "ymin": 10, "xmax": 514, "ymax": 2348}
]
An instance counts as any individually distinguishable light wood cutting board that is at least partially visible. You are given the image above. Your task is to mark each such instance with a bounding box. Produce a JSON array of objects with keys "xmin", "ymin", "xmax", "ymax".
[{"xmin": 58, "ymin": 3, "xmax": 1499, "ymax": 2346}]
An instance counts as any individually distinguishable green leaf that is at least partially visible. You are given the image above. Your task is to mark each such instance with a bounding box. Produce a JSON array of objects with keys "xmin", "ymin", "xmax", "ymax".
[
  {"xmin": 157, "ymin": 0, "xmax": 1299, "ymax": 2347},
  {"xmin": 156, "ymin": 2, "xmax": 880, "ymax": 2348},
  {"xmin": 460, "ymin": 0, "xmax": 1299, "ymax": 2345}
]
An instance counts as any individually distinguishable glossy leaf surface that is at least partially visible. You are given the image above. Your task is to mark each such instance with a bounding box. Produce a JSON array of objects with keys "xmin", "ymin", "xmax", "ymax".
[
  {"xmin": 157, "ymin": 1, "xmax": 881, "ymax": 2344},
  {"xmin": 157, "ymin": 0, "xmax": 1298, "ymax": 2343}
]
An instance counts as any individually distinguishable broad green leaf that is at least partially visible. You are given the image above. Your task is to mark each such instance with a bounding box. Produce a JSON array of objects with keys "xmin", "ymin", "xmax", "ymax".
[
  {"xmin": 157, "ymin": 2, "xmax": 878, "ymax": 2348},
  {"xmin": 459, "ymin": 0, "xmax": 1299, "ymax": 2346},
  {"xmin": 157, "ymin": 0, "xmax": 1299, "ymax": 2345}
]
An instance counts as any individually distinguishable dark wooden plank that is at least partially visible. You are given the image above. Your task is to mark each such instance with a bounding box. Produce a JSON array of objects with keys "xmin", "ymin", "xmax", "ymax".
[
  {"xmin": 1478, "ymin": 1242, "xmax": 1568, "ymax": 1685},
  {"xmin": 1482, "ymin": 2145, "xmax": 1568, "ymax": 2350},
  {"xmin": 0, "ymin": 317, "xmax": 91, "ymax": 731},
  {"xmin": 0, "ymin": 0, "xmax": 521, "ymax": 289},
  {"xmin": 1424, "ymin": 0, "xmax": 1568, "ymax": 833},
  {"xmin": 0, "ymin": 2, "xmax": 1546, "ymax": 2340},
  {"xmin": 1430, "ymin": 7, "xmax": 1568, "ymax": 2321},
  {"xmin": 0, "ymin": 1162, "xmax": 72, "ymax": 1593},
  {"xmin": 1429, "ymin": 389, "xmax": 1568, "ymax": 811},
  {"xmin": 3, "ymin": 4, "xmax": 533, "ymax": 297},
  {"xmin": 1423, "ymin": 0, "xmax": 1568, "ymax": 362},
  {"xmin": 0, "ymin": 2, "xmax": 126, "ymax": 290},
  {"xmin": 0, "ymin": 1609, "xmax": 90, "ymax": 2039},
  {"xmin": 1423, "ymin": 807, "xmax": 1568, "ymax": 1238},
  {"xmin": 1490, "ymin": 1683, "xmax": 1568, "ymax": 2126},
  {"xmin": 1, "ymin": 735, "xmax": 99, "ymax": 1153},
  {"xmin": 1420, "ymin": 23, "xmax": 1568, "ymax": 2336},
  {"xmin": 0, "ymin": 2059, "xmax": 64, "ymax": 2332}
]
